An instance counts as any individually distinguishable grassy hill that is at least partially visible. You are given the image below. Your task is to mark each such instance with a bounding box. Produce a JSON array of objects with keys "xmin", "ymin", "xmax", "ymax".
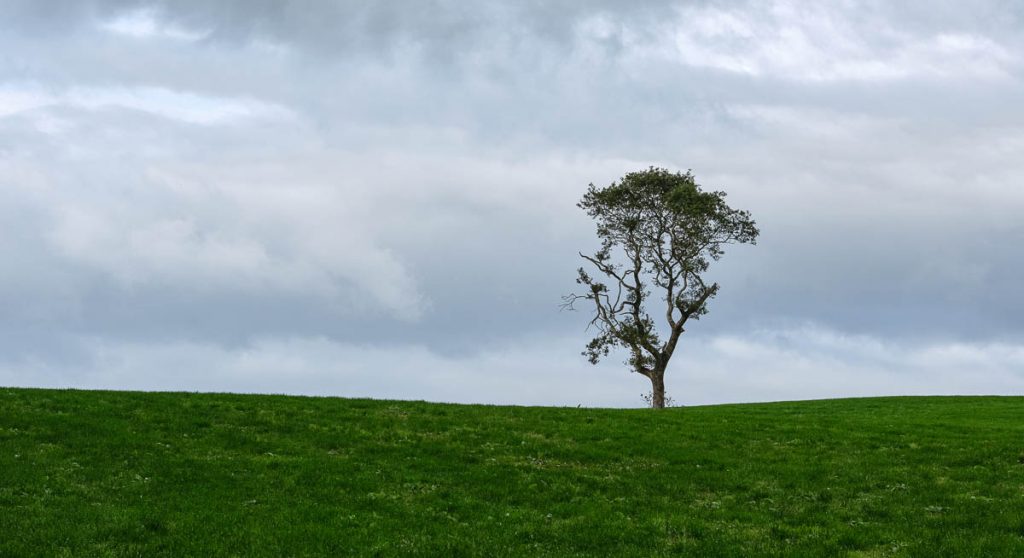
[{"xmin": 1, "ymin": 388, "xmax": 1022, "ymax": 556}]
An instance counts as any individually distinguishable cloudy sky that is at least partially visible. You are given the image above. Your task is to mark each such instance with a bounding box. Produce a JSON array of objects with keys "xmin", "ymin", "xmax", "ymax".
[{"xmin": 2, "ymin": 0, "xmax": 1023, "ymax": 407}]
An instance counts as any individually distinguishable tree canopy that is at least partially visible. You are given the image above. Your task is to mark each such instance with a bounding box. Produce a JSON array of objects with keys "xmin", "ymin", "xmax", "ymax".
[{"xmin": 564, "ymin": 167, "xmax": 759, "ymax": 408}]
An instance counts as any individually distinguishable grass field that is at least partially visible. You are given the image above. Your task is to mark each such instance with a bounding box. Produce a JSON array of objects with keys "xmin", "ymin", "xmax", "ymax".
[{"xmin": 1, "ymin": 388, "xmax": 1023, "ymax": 556}]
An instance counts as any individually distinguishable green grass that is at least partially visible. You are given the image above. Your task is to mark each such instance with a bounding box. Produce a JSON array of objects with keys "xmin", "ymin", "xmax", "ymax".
[{"xmin": 1, "ymin": 389, "xmax": 1023, "ymax": 556}]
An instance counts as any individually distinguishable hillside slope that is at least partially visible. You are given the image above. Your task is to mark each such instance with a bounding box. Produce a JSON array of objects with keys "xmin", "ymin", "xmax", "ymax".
[{"xmin": 1, "ymin": 388, "xmax": 1022, "ymax": 556}]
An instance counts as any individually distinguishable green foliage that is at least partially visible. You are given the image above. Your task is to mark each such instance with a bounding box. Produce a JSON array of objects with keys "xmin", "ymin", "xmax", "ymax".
[{"xmin": 3, "ymin": 388, "xmax": 1024, "ymax": 556}]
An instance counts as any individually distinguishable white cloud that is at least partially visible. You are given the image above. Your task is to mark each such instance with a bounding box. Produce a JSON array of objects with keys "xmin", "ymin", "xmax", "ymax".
[
  {"xmin": 627, "ymin": 1, "xmax": 1017, "ymax": 81},
  {"xmin": 99, "ymin": 8, "xmax": 210, "ymax": 42},
  {"xmin": 66, "ymin": 86, "xmax": 292, "ymax": 125},
  {"xmin": 39, "ymin": 160, "xmax": 428, "ymax": 322},
  {"xmin": 725, "ymin": 104, "xmax": 902, "ymax": 142},
  {"xmin": 0, "ymin": 86, "xmax": 53, "ymax": 118},
  {"xmin": 0, "ymin": 83, "xmax": 293, "ymax": 126}
]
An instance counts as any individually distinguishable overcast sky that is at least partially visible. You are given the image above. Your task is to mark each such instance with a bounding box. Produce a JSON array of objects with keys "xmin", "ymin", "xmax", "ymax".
[{"xmin": 2, "ymin": 0, "xmax": 1023, "ymax": 407}]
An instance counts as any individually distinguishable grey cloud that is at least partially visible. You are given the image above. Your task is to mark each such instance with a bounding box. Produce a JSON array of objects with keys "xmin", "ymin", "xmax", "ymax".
[{"xmin": 2, "ymin": 1, "xmax": 1023, "ymax": 404}]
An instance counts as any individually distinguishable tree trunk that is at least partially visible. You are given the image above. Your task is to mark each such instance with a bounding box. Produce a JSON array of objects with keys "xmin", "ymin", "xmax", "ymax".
[{"xmin": 650, "ymin": 370, "xmax": 666, "ymax": 409}]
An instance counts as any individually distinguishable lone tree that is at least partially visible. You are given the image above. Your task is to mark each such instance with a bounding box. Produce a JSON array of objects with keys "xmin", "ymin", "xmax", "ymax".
[{"xmin": 563, "ymin": 167, "xmax": 758, "ymax": 408}]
